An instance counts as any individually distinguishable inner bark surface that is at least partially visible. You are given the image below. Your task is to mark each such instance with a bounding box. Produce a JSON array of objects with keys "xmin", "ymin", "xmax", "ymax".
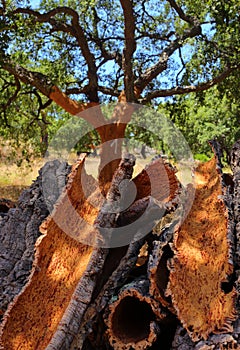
[{"xmin": 111, "ymin": 296, "xmax": 155, "ymax": 343}]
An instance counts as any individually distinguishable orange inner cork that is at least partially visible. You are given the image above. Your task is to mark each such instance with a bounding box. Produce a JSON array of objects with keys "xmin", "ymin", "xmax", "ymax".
[
  {"xmin": 0, "ymin": 157, "xmax": 98, "ymax": 350},
  {"xmin": 167, "ymin": 157, "xmax": 236, "ymax": 341},
  {"xmin": 133, "ymin": 158, "xmax": 179, "ymax": 203}
]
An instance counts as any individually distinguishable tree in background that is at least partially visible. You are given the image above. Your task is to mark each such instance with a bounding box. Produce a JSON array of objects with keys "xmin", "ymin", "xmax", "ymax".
[
  {"xmin": 0, "ymin": 0, "xmax": 239, "ymax": 177},
  {"xmin": 0, "ymin": 2, "xmax": 240, "ymax": 349},
  {"xmin": 163, "ymin": 86, "xmax": 240, "ymax": 161}
]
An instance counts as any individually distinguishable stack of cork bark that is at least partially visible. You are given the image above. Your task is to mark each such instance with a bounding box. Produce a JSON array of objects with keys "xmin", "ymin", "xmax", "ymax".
[{"xmin": 0, "ymin": 141, "xmax": 239, "ymax": 349}]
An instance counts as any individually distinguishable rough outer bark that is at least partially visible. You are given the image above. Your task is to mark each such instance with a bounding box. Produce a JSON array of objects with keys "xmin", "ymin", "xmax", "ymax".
[
  {"xmin": 148, "ymin": 240, "xmax": 175, "ymax": 313},
  {"xmin": 0, "ymin": 154, "xmax": 141, "ymax": 350},
  {"xmin": 40, "ymin": 155, "xmax": 139, "ymax": 350},
  {"xmin": 230, "ymin": 140, "xmax": 240, "ymax": 334},
  {"xmin": 104, "ymin": 278, "xmax": 162, "ymax": 350},
  {"xmin": 166, "ymin": 155, "xmax": 236, "ymax": 341},
  {"xmin": 0, "ymin": 160, "xmax": 70, "ymax": 323},
  {"xmin": 147, "ymin": 185, "xmax": 193, "ymax": 313},
  {"xmin": 0, "ymin": 156, "xmax": 101, "ymax": 350},
  {"xmin": 172, "ymin": 323, "xmax": 240, "ymax": 350},
  {"xmin": 60, "ymin": 155, "xmax": 181, "ymax": 349},
  {"xmin": 71, "ymin": 197, "xmax": 170, "ymax": 350}
]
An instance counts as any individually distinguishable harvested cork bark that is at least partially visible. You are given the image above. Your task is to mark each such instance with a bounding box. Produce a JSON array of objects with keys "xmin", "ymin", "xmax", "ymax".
[
  {"xmin": 148, "ymin": 240, "xmax": 175, "ymax": 312},
  {"xmin": 231, "ymin": 140, "xmax": 240, "ymax": 268},
  {"xmin": 172, "ymin": 324, "xmax": 240, "ymax": 350},
  {"xmin": 231, "ymin": 140, "xmax": 240, "ymax": 323},
  {"xmin": 132, "ymin": 157, "xmax": 180, "ymax": 203},
  {"xmin": 0, "ymin": 154, "xmax": 138, "ymax": 350},
  {"xmin": 72, "ymin": 156, "xmax": 182, "ymax": 349},
  {"xmin": 0, "ymin": 160, "xmax": 69, "ymax": 322},
  {"xmin": 73, "ymin": 196, "xmax": 170, "ymax": 349},
  {"xmin": 104, "ymin": 279, "xmax": 163, "ymax": 350},
  {"xmin": 45, "ymin": 154, "xmax": 139, "ymax": 350},
  {"xmin": 167, "ymin": 155, "xmax": 236, "ymax": 341},
  {"xmin": 0, "ymin": 156, "xmax": 100, "ymax": 350}
]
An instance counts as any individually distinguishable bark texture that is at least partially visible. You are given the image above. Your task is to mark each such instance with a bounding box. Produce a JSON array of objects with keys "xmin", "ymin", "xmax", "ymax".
[
  {"xmin": 132, "ymin": 157, "xmax": 180, "ymax": 203},
  {"xmin": 0, "ymin": 160, "xmax": 70, "ymax": 323},
  {"xmin": 104, "ymin": 279, "xmax": 162, "ymax": 350},
  {"xmin": 231, "ymin": 140, "xmax": 240, "ymax": 269},
  {"xmin": 0, "ymin": 199, "xmax": 15, "ymax": 216},
  {"xmin": 0, "ymin": 143, "xmax": 239, "ymax": 350},
  {"xmin": 167, "ymin": 156, "xmax": 236, "ymax": 341},
  {"xmin": 0, "ymin": 155, "xmax": 103, "ymax": 350}
]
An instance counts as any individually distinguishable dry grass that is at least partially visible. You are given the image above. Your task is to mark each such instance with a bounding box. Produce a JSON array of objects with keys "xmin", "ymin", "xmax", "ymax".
[
  {"xmin": 0, "ymin": 158, "xmax": 44, "ymax": 201},
  {"xmin": 0, "ymin": 154, "xmax": 153, "ymax": 202}
]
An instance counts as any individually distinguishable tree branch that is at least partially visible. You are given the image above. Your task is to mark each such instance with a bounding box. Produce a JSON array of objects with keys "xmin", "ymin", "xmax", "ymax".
[
  {"xmin": 66, "ymin": 86, "xmax": 121, "ymax": 98},
  {"xmin": 90, "ymin": 7, "xmax": 123, "ymax": 68},
  {"xmin": 134, "ymin": 24, "xmax": 202, "ymax": 93},
  {"xmin": 176, "ymin": 47, "xmax": 186, "ymax": 86},
  {"xmin": 1, "ymin": 59, "xmax": 105, "ymax": 126},
  {"xmin": 167, "ymin": 0, "xmax": 196, "ymax": 25},
  {"xmin": 0, "ymin": 76, "xmax": 20, "ymax": 110},
  {"xmin": 120, "ymin": 0, "xmax": 137, "ymax": 102},
  {"xmin": 15, "ymin": 7, "xmax": 99, "ymax": 102},
  {"xmin": 143, "ymin": 65, "xmax": 240, "ymax": 101}
]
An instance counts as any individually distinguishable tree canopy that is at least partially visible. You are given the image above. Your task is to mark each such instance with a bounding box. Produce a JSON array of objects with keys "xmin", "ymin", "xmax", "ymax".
[{"xmin": 0, "ymin": 0, "xmax": 239, "ymax": 158}]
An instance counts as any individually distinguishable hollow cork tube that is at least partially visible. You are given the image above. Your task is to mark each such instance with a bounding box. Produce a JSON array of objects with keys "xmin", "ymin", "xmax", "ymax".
[{"xmin": 104, "ymin": 279, "xmax": 165, "ymax": 350}]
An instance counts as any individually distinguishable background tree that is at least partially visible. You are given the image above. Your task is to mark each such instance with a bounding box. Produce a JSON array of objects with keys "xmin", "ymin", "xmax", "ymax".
[
  {"xmin": 163, "ymin": 86, "xmax": 240, "ymax": 161},
  {"xmin": 0, "ymin": 2, "xmax": 240, "ymax": 349},
  {"xmin": 0, "ymin": 0, "xmax": 239, "ymax": 178}
]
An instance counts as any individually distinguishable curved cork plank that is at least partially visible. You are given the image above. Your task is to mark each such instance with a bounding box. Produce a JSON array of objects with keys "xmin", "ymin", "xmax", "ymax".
[
  {"xmin": 0, "ymin": 156, "xmax": 103, "ymax": 350},
  {"xmin": 167, "ymin": 157, "xmax": 236, "ymax": 341},
  {"xmin": 132, "ymin": 157, "xmax": 180, "ymax": 203}
]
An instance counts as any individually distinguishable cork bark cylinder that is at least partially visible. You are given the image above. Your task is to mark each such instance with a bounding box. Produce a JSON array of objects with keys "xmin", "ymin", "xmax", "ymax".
[{"xmin": 104, "ymin": 279, "xmax": 164, "ymax": 350}]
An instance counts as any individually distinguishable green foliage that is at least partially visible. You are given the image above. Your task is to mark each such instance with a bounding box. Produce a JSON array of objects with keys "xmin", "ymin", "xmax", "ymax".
[
  {"xmin": 164, "ymin": 86, "xmax": 240, "ymax": 157},
  {"xmin": 0, "ymin": 0, "xmax": 239, "ymax": 161}
]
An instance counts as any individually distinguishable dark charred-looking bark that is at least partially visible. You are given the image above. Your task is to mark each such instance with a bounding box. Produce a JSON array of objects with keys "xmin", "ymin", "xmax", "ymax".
[
  {"xmin": 231, "ymin": 140, "xmax": 240, "ymax": 269},
  {"xmin": 172, "ymin": 323, "xmax": 240, "ymax": 349},
  {"xmin": 231, "ymin": 140, "xmax": 240, "ymax": 323},
  {"xmin": 0, "ymin": 199, "xmax": 15, "ymax": 216}
]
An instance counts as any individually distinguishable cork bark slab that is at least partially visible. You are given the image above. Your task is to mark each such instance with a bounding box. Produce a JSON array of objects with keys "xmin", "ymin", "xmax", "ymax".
[
  {"xmin": 133, "ymin": 157, "xmax": 180, "ymax": 203},
  {"xmin": 0, "ymin": 160, "xmax": 70, "ymax": 323},
  {"xmin": 0, "ymin": 156, "xmax": 103, "ymax": 350},
  {"xmin": 167, "ymin": 156, "xmax": 236, "ymax": 341}
]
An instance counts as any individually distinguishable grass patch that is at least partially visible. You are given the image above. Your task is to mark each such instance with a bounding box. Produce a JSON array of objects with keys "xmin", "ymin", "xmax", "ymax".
[{"xmin": 0, "ymin": 158, "xmax": 45, "ymax": 201}]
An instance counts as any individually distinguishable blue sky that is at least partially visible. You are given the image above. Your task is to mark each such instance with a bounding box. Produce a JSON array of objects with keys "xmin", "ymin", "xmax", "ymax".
[
  {"xmin": 26, "ymin": 0, "xmax": 214, "ymax": 96},
  {"xmin": 30, "ymin": 0, "xmax": 40, "ymax": 8}
]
